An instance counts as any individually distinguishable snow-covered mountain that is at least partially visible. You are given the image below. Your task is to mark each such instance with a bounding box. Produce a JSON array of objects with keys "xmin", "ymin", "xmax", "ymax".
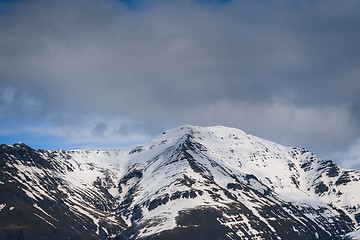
[{"xmin": 0, "ymin": 125, "xmax": 359, "ymax": 239}]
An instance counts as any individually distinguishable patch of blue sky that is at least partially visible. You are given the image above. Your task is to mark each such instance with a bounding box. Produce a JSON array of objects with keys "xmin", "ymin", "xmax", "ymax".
[
  {"xmin": 0, "ymin": 0, "xmax": 19, "ymax": 12},
  {"xmin": 117, "ymin": 0, "xmax": 232, "ymax": 10},
  {"xmin": 0, "ymin": 132, "xmax": 65, "ymax": 150}
]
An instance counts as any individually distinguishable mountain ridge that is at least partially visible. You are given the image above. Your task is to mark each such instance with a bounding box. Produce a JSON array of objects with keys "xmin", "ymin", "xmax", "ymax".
[{"xmin": 0, "ymin": 125, "xmax": 359, "ymax": 239}]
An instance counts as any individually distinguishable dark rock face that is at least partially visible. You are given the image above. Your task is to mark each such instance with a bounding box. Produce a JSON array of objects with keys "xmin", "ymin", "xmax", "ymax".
[
  {"xmin": 315, "ymin": 182, "xmax": 329, "ymax": 194},
  {"xmin": 336, "ymin": 171, "xmax": 352, "ymax": 186},
  {"xmin": 130, "ymin": 203, "xmax": 354, "ymax": 240},
  {"xmin": 142, "ymin": 208, "xmax": 231, "ymax": 240}
]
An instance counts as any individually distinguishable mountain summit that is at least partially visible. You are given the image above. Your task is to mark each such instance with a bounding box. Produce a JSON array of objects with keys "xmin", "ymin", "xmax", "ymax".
[{"xmin": 0, "ymin": 125, "xmax": 359, "ymax": 239}]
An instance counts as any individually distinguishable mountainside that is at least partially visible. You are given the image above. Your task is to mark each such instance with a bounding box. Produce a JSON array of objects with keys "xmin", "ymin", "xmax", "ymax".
[{"xmin": 1, "ymin": 125, "xmax": 359, "ymax": 239}]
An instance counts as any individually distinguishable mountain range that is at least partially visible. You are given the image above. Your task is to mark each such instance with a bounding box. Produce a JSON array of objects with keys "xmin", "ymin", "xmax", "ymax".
[{"xmin": 0, "ymin": 125, "xmax": 359, "ymax": 239}]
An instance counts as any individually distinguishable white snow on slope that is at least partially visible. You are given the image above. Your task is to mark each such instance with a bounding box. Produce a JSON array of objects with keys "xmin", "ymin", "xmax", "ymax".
[{"xmin": 347, "ymin": 228, "xmax": 360, "ymax": 240}]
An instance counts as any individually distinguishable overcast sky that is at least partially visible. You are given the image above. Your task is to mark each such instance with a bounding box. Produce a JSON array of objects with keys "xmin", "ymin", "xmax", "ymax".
[{"xmin": 0, "ymin": 0, "xmax": 359, "ymax": 170}]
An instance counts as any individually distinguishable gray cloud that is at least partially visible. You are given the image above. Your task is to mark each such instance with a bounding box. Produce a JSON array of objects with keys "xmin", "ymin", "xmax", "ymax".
[
  {"xmin": 340, "ymin": 139, "xmax": 360, "ymax": 170},
  {"xmin": 0, "ymin": 0, "xmax": 360, "ymax": 167},
  {"xmin": 92, "ymin": 123, "xmax": 108, "ymax": 137}
]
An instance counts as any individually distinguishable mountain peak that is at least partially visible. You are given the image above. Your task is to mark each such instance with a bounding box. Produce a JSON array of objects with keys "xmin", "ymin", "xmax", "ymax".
[
  {"xmin": 1, "ymin": 125, "xmax": 360, "ymax": 240},
  {"xmin": 160, "ymin": 125, "xmax": 202, "ymax": 137},
  {"xmin": 156, "ymin": 125, "xmax": 249, "ymax": 144}
]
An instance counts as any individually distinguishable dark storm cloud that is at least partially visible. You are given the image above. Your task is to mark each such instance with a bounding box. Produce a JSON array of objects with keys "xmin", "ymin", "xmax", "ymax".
[{"xmin": 0, "ymin": 0, "xmax": 360, "ymax": 167}]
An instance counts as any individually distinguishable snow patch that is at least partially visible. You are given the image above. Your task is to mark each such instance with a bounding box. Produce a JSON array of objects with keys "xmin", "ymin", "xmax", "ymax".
[
  {"xmin": 33, "ymin": 203, "xmax": 58, "ymax": 222},
  {"xmin": 0, "ymin": 203, "xmax": 6, "ymax": 211},
  {"xmin": 34, "ymin": 213, "xmax": 57, "ymax": 228}
]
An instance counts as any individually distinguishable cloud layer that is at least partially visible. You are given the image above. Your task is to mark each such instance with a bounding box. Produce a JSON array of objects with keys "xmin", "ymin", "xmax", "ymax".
[{"xmin": 0, "ymin": 0, "xmax": 359, "ymax": 168}]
